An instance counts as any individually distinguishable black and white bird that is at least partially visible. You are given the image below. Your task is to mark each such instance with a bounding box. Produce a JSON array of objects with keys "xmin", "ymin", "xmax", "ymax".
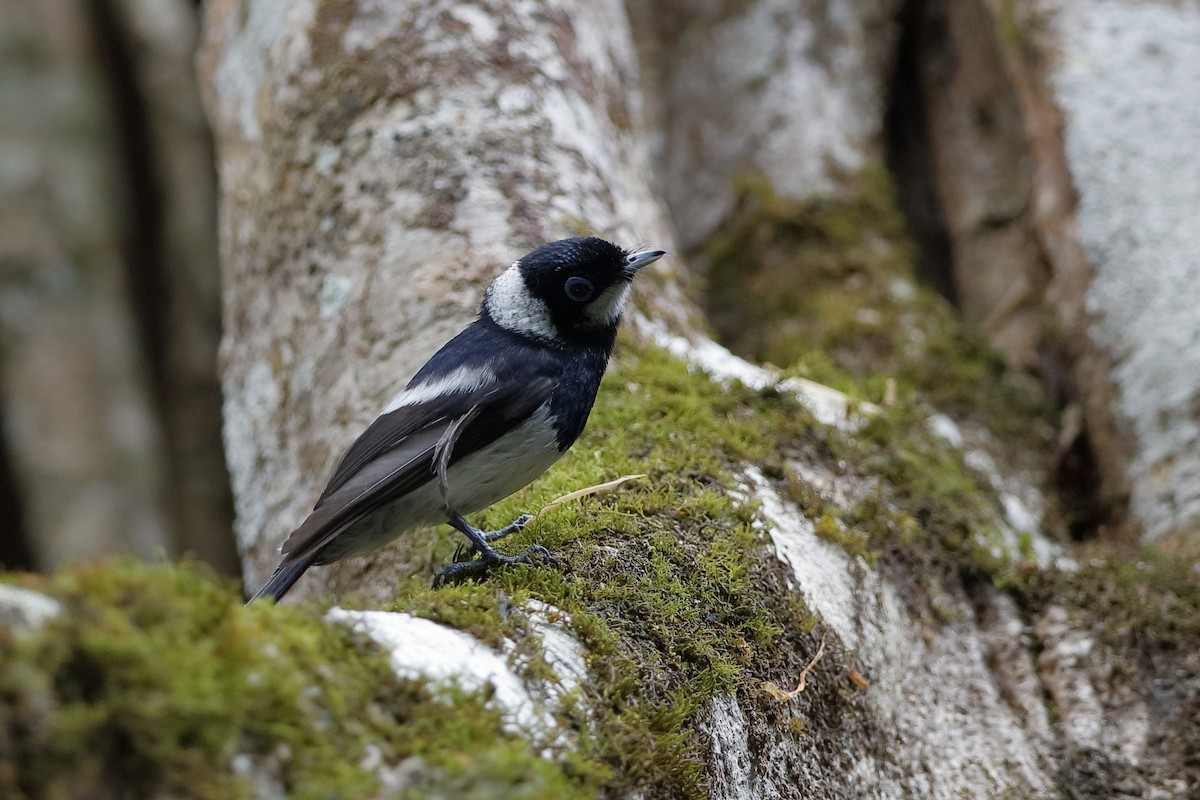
[{"xmin": 249, "ymin": 236, "xmax": 666, "ymax": 602}]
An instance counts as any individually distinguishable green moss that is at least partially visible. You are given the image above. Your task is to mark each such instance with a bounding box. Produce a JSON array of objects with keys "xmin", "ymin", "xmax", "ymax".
[
  {"xmin": 993, "ymin": 0, "xmax": 1050, "ymax": 60},
  {"xmin": 704, "ymin": 164, "xmax": 1051, "ymax": 442},
  {"xmin": 374, "ymin": 343, "xmax": 822, "ymax": 798},
  {"xmin": 699, "ymin": 163, "xmax": 1060, "ymax": 585},
  {"xmin": 703, "ymin": 165, "xmax": 913, "ymax": 375},
  {"xmin": 372, "ymin": 337, "xmax": 1054, "ymax": 798},
  {"xmin": 1004, "ymin": 542, "xmax": 1200, "ymax": 785},
  {"xmin": 0, "ymin": 561, "xmax": 595, "ymax": 800},
  {"xmin": 1011, "ymin": 543, "xmax": 1200, "ymax": 653}
]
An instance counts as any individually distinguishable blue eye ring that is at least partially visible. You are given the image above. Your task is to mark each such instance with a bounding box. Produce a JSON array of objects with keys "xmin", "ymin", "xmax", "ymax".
[{"xmin": 564, "ymin": 276, "xmax": 595, "ymax": 302}]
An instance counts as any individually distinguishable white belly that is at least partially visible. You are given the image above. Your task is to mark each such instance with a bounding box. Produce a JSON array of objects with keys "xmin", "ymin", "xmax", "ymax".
[
  {"xmin": 442, "ymin": 403, "xmax": 564, "ymax": 514},
  {"xmin": 324, "ymin": 403, "xmax": 563, "ymax": 560}
]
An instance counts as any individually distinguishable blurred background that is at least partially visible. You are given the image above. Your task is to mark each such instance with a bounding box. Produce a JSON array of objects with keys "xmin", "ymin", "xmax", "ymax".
[
  {"xmin": 0, "ymin": 0, "xmax": 1085, "ymax": 581},
  {"xmin": 0, "ymin": 0, "xmax": 239, "ymax": 577},
  {"xmin": 4, "ymin": 0, "xmax": 1197, "ymax": 583}
]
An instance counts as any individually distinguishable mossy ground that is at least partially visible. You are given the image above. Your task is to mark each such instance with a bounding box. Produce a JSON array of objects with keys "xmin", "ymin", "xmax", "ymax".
[
  {"xmin": 6, "ymin": 165, "xmax": 1199, "ymax": 797},
  {"xmin": 367, "ymin": 343, "xmax": 828, "ymax": 798},
  {"xmin": 1012, "ymin": 539, "xmax": 1200, "ymax": 792},
  {"xmin": 703, "ymin": 164, "xmax": 1050, "ymax": 437},
  {"xmin": 0, "ymin": 344, "xmax": 828, "ymax": 800},
  {"xmin": 0, "ymin": 561, "xmax": 593, "ymax": 800},
  {"xmin": 700, "ymin": 166, "xmax": 1057, "ymax": 581}
]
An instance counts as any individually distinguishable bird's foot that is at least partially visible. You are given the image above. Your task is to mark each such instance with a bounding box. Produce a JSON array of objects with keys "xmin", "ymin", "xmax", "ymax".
[
  {"xmin": 452, "ymin": 514, "xmax": 535, "ymax": 563},
  {"xmin": 433, "ymin": 543, "xmax": 555, "ymax": 587}
]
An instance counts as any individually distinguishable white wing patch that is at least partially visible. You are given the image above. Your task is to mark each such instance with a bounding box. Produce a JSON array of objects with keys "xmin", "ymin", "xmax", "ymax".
[
  {"xmin": 382, "ymin": 364, "xmax": 496, "ymax": 414},
  {"xmin": 486, "ymin": 263, "xmax": 559, "ymax": 341}
]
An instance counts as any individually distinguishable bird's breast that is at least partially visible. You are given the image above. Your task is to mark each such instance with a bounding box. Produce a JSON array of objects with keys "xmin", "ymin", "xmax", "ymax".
[{"xmin": 445, "ymin": 401, "xmax": 565, "ymax": 515}]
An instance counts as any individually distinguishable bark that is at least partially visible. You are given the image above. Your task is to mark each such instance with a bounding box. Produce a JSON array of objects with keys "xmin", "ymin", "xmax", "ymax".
[
  {"xmin": 102, "ymin": 0, "xmax": 239, "ymax": 574},
  {"xmin": 896, "ymin": 0, "xmax": 1200, "ymax": 543},
  {"xmin": 629, "ymin": 0, "xmax": 901, "ymax": 253},
  {"xmin": 890, "ymin": 0, "xmax": 1049, "ymax": 369},
  {"xmin": 0, "ymin": 0, "xmax": 235, "ymax": 572},
  {"xmin": 1011, "ymin": 0, "xmax": 1200, "ymax": 542}
]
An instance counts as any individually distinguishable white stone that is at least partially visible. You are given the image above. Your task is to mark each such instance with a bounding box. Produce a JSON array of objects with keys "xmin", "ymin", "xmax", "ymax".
[
  {"xmin": 326, "ymin": 608, "xmax": 557, "ymax": 737},
  {"xmin": 0, "ymin": 584, "xmax": 63, "ymax": 630},
  {"xmin": 742, "ymin": 466, "xmax": 1053, "ymax": 796},
  {"xmin": 327, "ymin": 602, "xmax": 591, "ymax": 744},
  {"xmin": 647, "ymin": 323, "xmax": 870, "ymax": 431}
]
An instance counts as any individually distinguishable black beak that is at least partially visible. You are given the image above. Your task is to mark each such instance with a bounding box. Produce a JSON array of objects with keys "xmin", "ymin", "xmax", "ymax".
[{"xmin": 624, "ymin": 248, "xmax": 668, "ymax": 278}]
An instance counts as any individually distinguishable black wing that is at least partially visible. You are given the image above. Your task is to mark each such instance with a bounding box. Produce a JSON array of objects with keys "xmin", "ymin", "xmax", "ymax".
[
  {"xmin": 278, "ymin": 375, "xmax": 556, "ymax": 561},
  {"xmin": 316, "ymin": 393, "xmax": 459, "ymax": 506},
  {"xmin": 318, "ymin": 318, "xmax": 551, "ymax": 502}
]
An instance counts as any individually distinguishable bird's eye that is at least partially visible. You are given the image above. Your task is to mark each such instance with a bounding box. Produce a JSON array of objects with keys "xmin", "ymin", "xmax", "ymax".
[{"xmin": 564, "ymin": 276, "xmax": 595, "ymax": 302}]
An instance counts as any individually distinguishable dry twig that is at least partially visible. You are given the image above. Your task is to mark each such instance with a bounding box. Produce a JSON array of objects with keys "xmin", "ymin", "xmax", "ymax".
[{"xmin": 761, "ymin": 636, "xmax": 827, "ymax": 702}]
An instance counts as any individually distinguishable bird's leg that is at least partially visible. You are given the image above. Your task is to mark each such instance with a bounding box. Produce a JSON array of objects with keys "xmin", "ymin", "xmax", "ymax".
[
  {"xmin": 430, "ymin": 409, "xmax": 549, "ymax": 585},
  {"xmin": 434, "ymin": 511, "xmax": 552, "ymax": 587},
  {"xmin": 451, "ymin": 514, "xmax": 535, "ymax": 562}
]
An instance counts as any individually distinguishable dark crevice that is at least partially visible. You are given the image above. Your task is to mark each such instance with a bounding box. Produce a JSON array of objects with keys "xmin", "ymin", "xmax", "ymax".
[
  {"xmin": 882, "ymin": 0, "xmax": 1113, "ymax": 542},
  {"xmin": 1054, "ymin": 424, "xmax": 1107, "ymax": 541},
  {"xmin": 883, "ymin": 0, "xmax": 958, "ymax": 305},
  {"xmin": 0, "ymin": 405, "xmax": 34, "ymax": 571},
  {"xmin": 85, "ymin": 0, "xmax": 240, "ymax": 574},
  {"xmin": 86, "ymin": 0, "xmax": 168, "ymax": 399}
]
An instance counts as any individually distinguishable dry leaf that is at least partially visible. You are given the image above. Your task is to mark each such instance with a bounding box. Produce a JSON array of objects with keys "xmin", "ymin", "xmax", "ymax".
[
  {"xmin": 535, "ymin": 474, "xmax": 647, "ymax": 516},
  {"xmin": 760, "ymin": 681, "xmax": 795, "ymax": 703}
]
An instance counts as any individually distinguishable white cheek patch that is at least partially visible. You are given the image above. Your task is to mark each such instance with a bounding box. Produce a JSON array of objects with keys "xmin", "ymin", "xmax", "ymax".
[
  {"xmin": 486, "ymin": 264, "xmax": 559, "ymax": 341},
  {"xmin": 583, "ymin": 282, "xmax": 631, "ymax": 328},
  {"xmin": 382, "ymin": 364, "xmax": 496, "ymax": 414}
]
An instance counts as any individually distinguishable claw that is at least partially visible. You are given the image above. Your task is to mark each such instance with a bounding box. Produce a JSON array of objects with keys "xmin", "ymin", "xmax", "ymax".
[
  {"xmin": 452, "ymin": 514, "xmax": 535, "ymax": 563},
  {"xmin": 433, "ymin": 543, "xmax": 557, "ymax": 587}
]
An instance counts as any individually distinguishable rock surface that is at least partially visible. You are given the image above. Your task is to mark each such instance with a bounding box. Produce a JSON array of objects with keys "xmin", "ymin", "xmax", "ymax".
[{"xmin": 1048, "ymin": 0, "xmax": 1200, "ymax": 540}]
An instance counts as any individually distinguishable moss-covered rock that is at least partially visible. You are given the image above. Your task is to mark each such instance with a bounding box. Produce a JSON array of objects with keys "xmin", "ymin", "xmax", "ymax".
[
  {"xmin": 362, "ymin": 344, "xmax": 830, "ymax": 798},
  {"xmin": 0, "ymin": 562, "xmax": 593, "ymax": 800},
  {"xmin": 4, "ymin": 324, "xmax": 1197, "ymax": 797},
  {"xmin": 702, "ymin": 164, "xmax": 1052, "ymax": 441}
]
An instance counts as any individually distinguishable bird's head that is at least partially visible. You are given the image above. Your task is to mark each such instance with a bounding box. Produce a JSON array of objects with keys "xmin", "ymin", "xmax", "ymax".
[{"xmin": 483, "ymin": 237, "xmax": 666, "ymax": 345}]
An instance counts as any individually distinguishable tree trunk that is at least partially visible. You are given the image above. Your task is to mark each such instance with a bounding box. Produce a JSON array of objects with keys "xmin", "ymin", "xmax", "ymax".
[
  {"xmin": 892, "ymin": 0, "xmax": 1200, "ymax": 544},
  {"xmin": 0, "ymin": 0, "xmax": 170, "ymax": 565},
  {"xmin": 1017, "ymin": 0, "xmax": 1200, "ymax": 544}
]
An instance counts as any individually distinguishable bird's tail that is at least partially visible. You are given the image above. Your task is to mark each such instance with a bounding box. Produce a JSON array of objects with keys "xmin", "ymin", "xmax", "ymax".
[{"xmin": 247, "ymin": 556, "xmax": 315, "ymax": 604}]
